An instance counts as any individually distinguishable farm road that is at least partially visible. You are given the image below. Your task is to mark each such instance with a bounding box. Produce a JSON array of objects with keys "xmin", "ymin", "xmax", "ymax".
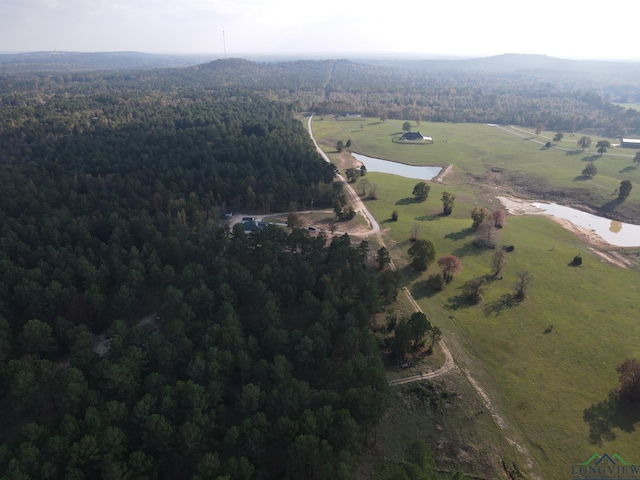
[{"xmin": 307, "ymin": 115, "xmax": 542, "ymax": 479}]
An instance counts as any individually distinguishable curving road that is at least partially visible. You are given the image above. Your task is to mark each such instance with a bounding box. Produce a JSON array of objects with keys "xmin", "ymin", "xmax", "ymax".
[
  {"xmin": 306, "ymin": 113, "xmax": 454, "ymax": 384},
  {"xmin": 306, "ymin": 116, "xmax": 541, "ymax": 477},
  {"xmin": 307, "ymin": 114, "xmax": 380, "ymax": 235}
]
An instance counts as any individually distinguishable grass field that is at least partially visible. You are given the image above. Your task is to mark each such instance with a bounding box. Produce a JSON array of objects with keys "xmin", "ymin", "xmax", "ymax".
[
  {"xmin": 306, "ymin": 115, "xmax": 640, "ymax": 479},
  {"xmin": 311, "ymin": 116, "xmax": 640, "ymax": 223}
]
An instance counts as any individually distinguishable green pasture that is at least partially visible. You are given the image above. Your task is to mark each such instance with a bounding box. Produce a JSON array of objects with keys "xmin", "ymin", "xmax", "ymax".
[
  {"xmin": 311, "ymin": 115, "xmax": 640, "ymax": 222},
  {"xmin": 363, "ymin": 173, "xmax": 640, "ymax": 478},
  {"xmin": 306, "ymin": 115, "xmax": 640, "ymax": 478}
]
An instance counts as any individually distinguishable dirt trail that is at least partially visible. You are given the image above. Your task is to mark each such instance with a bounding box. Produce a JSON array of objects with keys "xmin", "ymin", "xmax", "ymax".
[{"xmin": 307, "ymin": 116, "xmax": 542, "ymax": 479}]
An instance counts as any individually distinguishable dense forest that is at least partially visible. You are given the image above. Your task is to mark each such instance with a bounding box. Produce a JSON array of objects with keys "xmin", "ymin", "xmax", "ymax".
[{"xmin": 0, "ymin": 72, "xmax": 396, "ymax": 478}]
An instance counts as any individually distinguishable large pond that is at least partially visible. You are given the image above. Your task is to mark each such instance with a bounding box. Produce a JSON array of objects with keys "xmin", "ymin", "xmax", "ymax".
[
  {"xmin": 533, "ymin": 202, "xmax": 640, "ymax": 247},
  {"xmin": 352, "ymin": 153, "xmax": 442, "ymax": 181}
]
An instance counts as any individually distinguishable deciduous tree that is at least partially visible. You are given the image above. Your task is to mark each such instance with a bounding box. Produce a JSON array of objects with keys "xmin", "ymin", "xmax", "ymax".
[
  {"xmin": 634, "ymin": 151, "xmax": 640, "ymax": 167},
  {"xmin": 596, "ymin": 140, "xmax": 611, "ymax": 156},
  {"xmin": 553, "ymin": 132, "xmax": 564, "ymax": 143},
  {"xmin": 513, "ymin": 270, "xmax": 533, "ymax": 301},
  {"xmin": 582, "ymin": 162, "xmax": 598, "ymax": 178},
  {"xmin": 462, "ymin": 277, "xmax": 487, "ymax": 304},
  {"xmin": 437, "ymin": 255, "xmax": 462, "ymax": 283},
  {"xmin": 577, "ymin": 136, "xmax": 592, "ymax": 150},
  {"xmin": 492, "ymin": 209, "xmax": 506, "ymax": 228},
  {"xmin": 470, "ymin": 207, "xmax": 490, "ymax": 229},
  {"xmin": 408, "ymin": 239, "xmax": 436, "ymax": 271},
  {"xmin": 287, "ymin": 212, "xmax": 303, "ymax": 229},
  {"xmin": 441, "ymin": 191, "xmax": 455, "ymax": 215},
  {"xmin": 402, "ymin": 121, "xmax": 412, "ymax": 132},
  {"xmin": 616, "ymin": 358, "xmax": 640, "ymax": 402},
  {"xmin": 491, "ymin": 248, "xmax": 507, "ymax": 277},
  {"xmin": 412, "ymin": 182, "xmax": 430, "ymax": 202},
  {"xmin": 474, "ymin": 222, "xmax": 500, "ymax": 248}
]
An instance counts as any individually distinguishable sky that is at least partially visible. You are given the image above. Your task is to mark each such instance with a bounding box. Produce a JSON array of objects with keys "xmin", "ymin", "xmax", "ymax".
[{"xmin": 1, "ymin": 0, "xmax": 639, "ymax": 61}]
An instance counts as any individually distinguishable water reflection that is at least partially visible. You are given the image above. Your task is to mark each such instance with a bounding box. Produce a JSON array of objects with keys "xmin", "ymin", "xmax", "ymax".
[
  {"xmin": 352, "ymin": 153, "xmax": 442, "ymax": 181},
  {"xmin": 533, "ymin": 203, "xmax": 640, "ymax": 247},
  {"xmin": 609, "ymin": 221, "xmax": 622, "ymax": 233}
]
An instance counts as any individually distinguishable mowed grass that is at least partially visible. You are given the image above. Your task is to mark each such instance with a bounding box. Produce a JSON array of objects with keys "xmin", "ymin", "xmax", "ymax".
[
  {"xmin": 305, "ymin": 115, "xmax": 640, "ymax": 478},
  {"xmin": 363, "ymin": 173, "xmax": 640, "ymax": 478},
  {"xmin": 310, "ymin": 116, "xmax": 640, "ymax": 222}
]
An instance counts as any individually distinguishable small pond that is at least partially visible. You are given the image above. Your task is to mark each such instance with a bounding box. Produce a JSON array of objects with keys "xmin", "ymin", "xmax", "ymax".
[
  {"xmin": 352, "ymin": 153, "xmax": 442, "ymax": 181},
  {"xmin": 533, "ymin": 202, "xmax": 640, "ymax": 247}
]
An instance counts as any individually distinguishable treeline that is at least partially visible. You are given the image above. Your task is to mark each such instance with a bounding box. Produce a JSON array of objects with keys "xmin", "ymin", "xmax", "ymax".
[
  {"xmin": 4, "ymin": 57, "xmax": 640, "ymax": 135},
  {"xmin": 310, "ymin": 61, "xmax": 640, "ymax": 136}
]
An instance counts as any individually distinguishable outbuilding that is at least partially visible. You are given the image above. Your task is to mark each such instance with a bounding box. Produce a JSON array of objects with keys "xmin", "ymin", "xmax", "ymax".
[{"xmin": 621, "ymin": 138, "xmax": 640, "ymax": 148}]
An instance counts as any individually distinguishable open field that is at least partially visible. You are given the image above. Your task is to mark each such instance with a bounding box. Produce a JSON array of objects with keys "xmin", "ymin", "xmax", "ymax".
[
  {"xmin": 306, "ymin": 115, "xmax": 640, "ymax": 479},
  {"xmin": 310, "ymin": 116, "xmax": 640, "ymax": 224}
]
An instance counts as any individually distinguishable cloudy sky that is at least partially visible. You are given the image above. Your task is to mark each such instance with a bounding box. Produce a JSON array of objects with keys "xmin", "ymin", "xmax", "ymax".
[{"xmin": 1, "ymin": 0, "xmax": 639, "ymax": 60}]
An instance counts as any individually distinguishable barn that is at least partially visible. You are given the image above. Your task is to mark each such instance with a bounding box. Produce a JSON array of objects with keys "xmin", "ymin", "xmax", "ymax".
[{"xmin": 621, "ymin": 138, "xmax": 640, "ymax": 148}]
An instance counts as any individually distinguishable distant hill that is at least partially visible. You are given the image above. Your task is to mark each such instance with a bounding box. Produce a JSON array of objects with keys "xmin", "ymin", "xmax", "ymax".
[
  {"xmin": 0, "ymin": 51, "xmax": 217, "ymax": 73},
  {"xmin": 356, "ymin": 53, "xmax": 640, "ymax": 78}
]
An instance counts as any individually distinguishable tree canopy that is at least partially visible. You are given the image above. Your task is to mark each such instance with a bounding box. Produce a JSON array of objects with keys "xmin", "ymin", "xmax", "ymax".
[{"xmin": 408, "ymin": 240, "xmax": 437, "ymax": 271}]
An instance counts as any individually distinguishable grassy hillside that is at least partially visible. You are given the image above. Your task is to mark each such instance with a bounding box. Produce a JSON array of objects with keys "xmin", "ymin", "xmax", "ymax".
[
  {"xmin": 307, "ymin": 114, "xmax": 640, "ymax": 479},
  {"xmin": 311, "ymin": 116, "xmax": 640, "ymax": 223}
]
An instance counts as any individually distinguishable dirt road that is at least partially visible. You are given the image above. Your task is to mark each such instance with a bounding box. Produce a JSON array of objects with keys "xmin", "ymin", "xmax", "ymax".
[{"xmin": 307, "ymin": 115, "xmax": 542, "ymax": 478}]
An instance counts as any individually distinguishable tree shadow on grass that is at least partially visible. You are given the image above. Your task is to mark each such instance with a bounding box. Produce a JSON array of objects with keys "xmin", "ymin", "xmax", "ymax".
[
  {"xmin": 389, "ymin": 131, "xmax": 404, "ymax": 136},
  {"xmin": 581, "ymin": 155, "xmax": 601, "ymax": 162},
  {"xmin": 572, "ymin": 175, "xmax": 591, "ymax": 182},
  {"xmin": 619, "ymin": 166, "xmax": 637, "ymax": 174},
  {"xmin": 399, "ymin": 264, "xmax": 423, "ymax": 285},
  {"xmin": 483, "ymin": 293, "xmax": 518, "ymax": 317},
  {"xmin": 583, "ymin": 392, "xmax": 640, "ymax": 445},
  {"xmin": 565, "ymin": 150, "xmax": 585, "ymax": 156},
  {"xmin": 445, "ymin": 292, "xmax": 477, "ymax": 311},
  {"xmin": 415, "ymin": 213, "xmax": 445, "ymax": 222},
  {"xmin": 451, "ymin": 242, "xmax": 485, "ymax": 258},
  {"xmin": 396, "ymin": 197, "xmax": 418, "ymax": 206},
  {"xmin": 411, "ymin": 280, "xmax": 441, "ymax": 300},
  {"xmin": 601, "ymin": 198, "xmax": 624, "ymax": 212},
  {"xmin": 444, "ymin": 228, "xmax": 474, "ymax": 241}
]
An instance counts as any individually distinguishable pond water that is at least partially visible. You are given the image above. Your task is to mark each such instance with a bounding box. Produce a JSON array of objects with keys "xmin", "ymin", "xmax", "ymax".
[
  {"xmin": 352, "ymin": 153, "xmax": 442, "ymax": 181},
  {"xmin": 532, "ymin": 202, "xmax": 640, "ymax": 247}
]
